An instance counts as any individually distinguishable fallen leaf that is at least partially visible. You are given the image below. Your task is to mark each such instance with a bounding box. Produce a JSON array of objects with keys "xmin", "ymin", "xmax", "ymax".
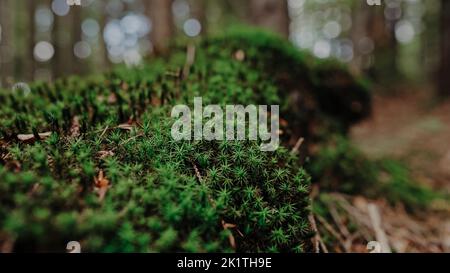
[
  {"xmin": 94, "ymin": 170, "xmax": 110, "ymax": 201},
  {"xmin": 107, "ymin": 93, "xmax": 117, "ymax": 104},
  {"xmin": 97, "ymin": 150, "xmax": 115, "ymax": 159},
  {"xmin": 121, "ymin": 82, "xmax": 129, "ymax": 90},
  {"xmin": 69, "ymin": 116, "xmax": 80, "ymax": 138},
  {"xmin": 222, "ymin": 220, "xmax": 237, "ymax": 250},
  {"xmin": 117, "ymin": 123, "xmax": 134, "ymax": 131},
  {"xmin": 5, "ymin": 160, "xmax": 21, "ymax": 173},
  {"xmin": 234, "ymin": 50, "xmax": 245, "ymax": 62},
  {"xmin": 17, "ymin": 132, "xmax": 52, "ymax": 142}
]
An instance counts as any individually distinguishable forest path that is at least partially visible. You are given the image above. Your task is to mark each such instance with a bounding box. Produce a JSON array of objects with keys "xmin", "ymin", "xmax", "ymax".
[
  {"xmin": 342, "ymin": 89, "xmax": 450, "ymax": 252},
  {"xmin": 350, "ymin": 89, "xmax": 450, "ymax": 192}
]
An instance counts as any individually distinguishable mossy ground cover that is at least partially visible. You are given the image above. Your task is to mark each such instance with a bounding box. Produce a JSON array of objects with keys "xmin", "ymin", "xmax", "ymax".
[
  {"xmin": 309, "ymin": 135, "xmax": 446, "ymax": 209},
  {"xmin": 0, "ymin": 29, "xmax": 391, "ymax": 253}
]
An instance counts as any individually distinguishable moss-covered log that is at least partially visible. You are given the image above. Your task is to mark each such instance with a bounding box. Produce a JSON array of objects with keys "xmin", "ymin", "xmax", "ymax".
[{"xmin": 0, "ymin": 30, "xmax": 370, "ymax": 253}]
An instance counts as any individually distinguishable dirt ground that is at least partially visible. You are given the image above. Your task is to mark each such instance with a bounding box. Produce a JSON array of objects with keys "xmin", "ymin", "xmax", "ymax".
[
  {"xmin": 345, "ymin": 87, "xmax": 450, "ymax": 253},
  {"xmin": 351, "ymin": 89, "xmax": 450, "ymax": 192}
]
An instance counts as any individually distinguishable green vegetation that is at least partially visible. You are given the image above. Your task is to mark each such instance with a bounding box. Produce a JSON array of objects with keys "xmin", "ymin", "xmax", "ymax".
[
  {"xmin": 2, "ymin": 28, "xmax": 442, "ymax": 253},
  {"xmin": 0, "ymin": 30, "xmax": 322, "ymax": 253},
  {"xmin": 309, "ymin": 135, "xmax": 444, "ymax": 209}
]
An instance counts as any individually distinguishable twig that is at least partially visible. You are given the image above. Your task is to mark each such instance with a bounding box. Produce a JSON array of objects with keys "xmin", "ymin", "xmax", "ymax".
[
  {"xmin": 316, "ymin": 214, "xmax": 349, "ymax": 252},
  {"xmin": 182, "ymin": 44, "xmax": 196, "ymax": 79},
  {"xmin": 328, "ymin": 203, "xmax": 351, "ymax": 239},
  {"xmin": 309, "ymin": 213, "xmax": 327, "ymax": 253},
  {"xmin": 99, "ymin": 125, "xmax": 109, "ymax": 139},
  {"xmin": 291, "ymin": 137, "xmax": 304, "ymax": 154},
  {"xmin": 309, "ymin": 185, "xmax": 328, "ymax": 253},
  {"xmin": 117, "ymin": 133, "xmax": 144, "ymax": 147},
  {"xmin": 367, "ymin": 203, "xmax": 392, "ymax": 253}
]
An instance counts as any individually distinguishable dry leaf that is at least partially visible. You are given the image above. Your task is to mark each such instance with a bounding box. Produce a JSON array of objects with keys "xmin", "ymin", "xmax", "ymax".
[
  {"xmin": 222, "ymin": 220, "xmax": 237, "ymax": 250},
  {"xmin": 17, "ymin": 132, "xmax": 52, "ymax": 142},
  {"xmin": 117, "ymin": 123, "xmax": 133, "ymax": 131},
  {"xmin": 69, "ymin": 116, "xmax": 80, "ymax": 138},
  {"xmin": 97, "ymin": 150, "xmax": 115, "ymax": 159},
  {"xmin": 94, "ymin": 170, "xmax": 110, "ymax": 201},
  {"xmin": 121, "ymin": 82, "xmax": 129, "ymax": 90},
  {"xmin": 234, "ymin": 50, "xmax": 245, "ymax": 62},
  {"xmin": 107, "ymin": 93, "xmax": 117, "ymax": 104},
  {"xmin": 5, "ymin": 160, "xmax": 21, "ymax": 173},
  {"xmin": 151, "ymin": 96, "xmax": 162, "ymax": 107},
  {"xmin": 280, "ymin": 118, "xmax": 289, "ymax": 127}
]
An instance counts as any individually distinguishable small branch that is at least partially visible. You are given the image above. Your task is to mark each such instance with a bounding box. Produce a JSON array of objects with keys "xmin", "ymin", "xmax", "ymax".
[
  {"xmin": 367, "ymin": 203, "xmax": 392, "ymax": 253},
  {"xmin": 309, "ymin": 185, "xmax": 328, "ymax": 253},
  {"xmin": 182, "ymin": 44, "xmax": 196, "ymax": 80},
  {"xmin": 291, "ymin": 137, "xmax": 304, "ymax": 154},
  {"xmin": 316, "ymin": 214, "xmax": 348, "ymax": 252},
  {"xmin": 117, "ymin": 133, "xmax": 144, "ymax": 147},
  {"xmin": 99, "ymin": 125, "xmax": 109, "ymax": 139},
  {"xmin": 309, "ymin": 213, "xmax": 327, "ymax": 253}
]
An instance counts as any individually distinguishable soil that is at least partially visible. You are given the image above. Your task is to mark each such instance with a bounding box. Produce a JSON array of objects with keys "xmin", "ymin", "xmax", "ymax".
[
  {"xmin": 346, "ymin": 87, "xmax": 450, "ymax": 252},
  {"xmin": 351, "ymin": 88, "xmax": 450, "ymax": 193}
]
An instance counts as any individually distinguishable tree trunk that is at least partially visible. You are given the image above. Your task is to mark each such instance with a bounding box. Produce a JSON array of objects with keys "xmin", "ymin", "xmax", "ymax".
[
  {"xmin": 52, "ymin": 10, "xmax": 72, "ymax": 79},
  {"xmin": 249, "ymin": 0, "xmax": 289, "ymax": 38},
  {"xmin": 0, "ymin": 0, "xmax": 13, "ymax": 87},
  {"xmin": 71, "ymin": 6, "xmax": 83, "ymax": 75},
  {"xmin": 440, "ymin": 0, "xmax": 450, "ymax": 97},
  {"xmin": 367, "ymin": 6, "xmax": 398, "ymax": 81},
  {"xmin": 27, "ymin": 0, "xmax": 36, "ymax": 81},
  {"xmin": 99, "ymin": 0, "xmax": 110, "ymax": 68},
  {"xmin": 351, "ymin": 0, "xmax": 370, "ymax": 74},
  {"xmin": 146, "ymin": 0, "xmax": 174, "ymax": 54},
  {"xmin": 189, "ymin": 0, "xmax": 206, "ymax": 35}
]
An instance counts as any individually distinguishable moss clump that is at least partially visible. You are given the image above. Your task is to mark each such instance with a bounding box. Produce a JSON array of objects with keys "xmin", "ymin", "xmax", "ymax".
[
  {"xmin": 0, "ymin": 28, "xmax": 374, "ymax": 252},
  {"xmin": 0, "ymin": 30, "xmax": 330, "ymax": 253},
  {"xmin": 205, "ymin": 27, "xmax": 372, "ymax": 134},
  {"xmin": 0, "ymin": 120, "xmax": 311, "ymax": 252}
]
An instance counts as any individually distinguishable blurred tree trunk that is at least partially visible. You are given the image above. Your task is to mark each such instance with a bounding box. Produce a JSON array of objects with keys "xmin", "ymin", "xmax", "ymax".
[
  {"xmin": 13, "ymin": 1, "xmax": 28, "ymax": 82},
  {"xmin": 440, "ymin": 0, "xmax": 450, "ymax": 97},
  {"xmin": 99, "ymin": 0, "xmax": 110, "ymax": 68},
  {"xmin": 146, "ymin": 0, "xmax": 174, "ymax": 54},
  {"xmin": 227, "ymin": 0, "xmax": 250, "ymax": 22},
  {"xmin": 27, "ymin": 0, "xmax": 36, "ymax": 81},
  {"xmin": 189, "ymin": 0, "xmax": 206, "ymax": 34},
  {"xmin": 52, "ymin": 14, "xmax": 64, "ymax": 79},
  {"xmin": 367, "ymin": 6, "xmax": 398, "ymax": 81},
  {"xmin": 71, "ymin": 6, "xmax": 83, "ymax": 75},
  {"xmin": 52, "ymin": 10, "xmax": 72, "ymax": 79},
  {"xmin": 351, "ymin": 1, "xmax": 370, "ymax": 74},
  {"xmin": 0, "ymin": 0, "xmax": 13, "ymax": 87},
  {"xmin": 249, "ymin": 0, "xmax": 289, "ymax": 38}
]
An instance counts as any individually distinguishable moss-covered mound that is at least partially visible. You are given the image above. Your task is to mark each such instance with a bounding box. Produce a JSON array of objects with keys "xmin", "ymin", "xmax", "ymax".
[
  {"xmin": 0, "ymin": 30, "xmax": 369, "ymax": 252},
  {"xmin": 205, "ymin": 28, "xmax": 372, "ymax": 135}
]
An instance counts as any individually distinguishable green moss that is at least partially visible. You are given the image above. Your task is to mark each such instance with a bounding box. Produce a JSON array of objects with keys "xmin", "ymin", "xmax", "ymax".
[
  {"xmin": 0, "ymin": 30, "xmax": 331, "ymax": 253},
  {"xmin": 206, "ymin": 27, "xmax": 372, "ymax": 131},
  {"xmin": 0, "ymin": 28, "xmax": 376, "ymax": 253},
  {"xmin": 376, "ymin": 159, "xmax": 444, "ymax": 209},
  {"xmin": 309, "ymin": 136, "xmax": 444, "ymax": 209}
]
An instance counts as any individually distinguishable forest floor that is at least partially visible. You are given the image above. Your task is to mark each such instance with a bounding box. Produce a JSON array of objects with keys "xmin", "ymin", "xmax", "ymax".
[
  {"xmin": 351, "ymin": 86, "xmax": 450, "ymax": 192},
  {"xmin": 343, "ymin": 86, "xmax": 450, "ymax": 253}
]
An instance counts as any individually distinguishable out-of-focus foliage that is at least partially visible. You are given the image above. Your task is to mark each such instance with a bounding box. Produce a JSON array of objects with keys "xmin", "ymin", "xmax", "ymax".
[{"xmin": 309, "ymin": 135, "xmax": 445, "ymax": 209}]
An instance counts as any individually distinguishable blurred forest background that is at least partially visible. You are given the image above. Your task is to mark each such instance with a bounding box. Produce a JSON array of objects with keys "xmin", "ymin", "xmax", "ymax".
[{"xmin": 0, "ymin": 0, "xmax": 448, "ymax": 94}]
